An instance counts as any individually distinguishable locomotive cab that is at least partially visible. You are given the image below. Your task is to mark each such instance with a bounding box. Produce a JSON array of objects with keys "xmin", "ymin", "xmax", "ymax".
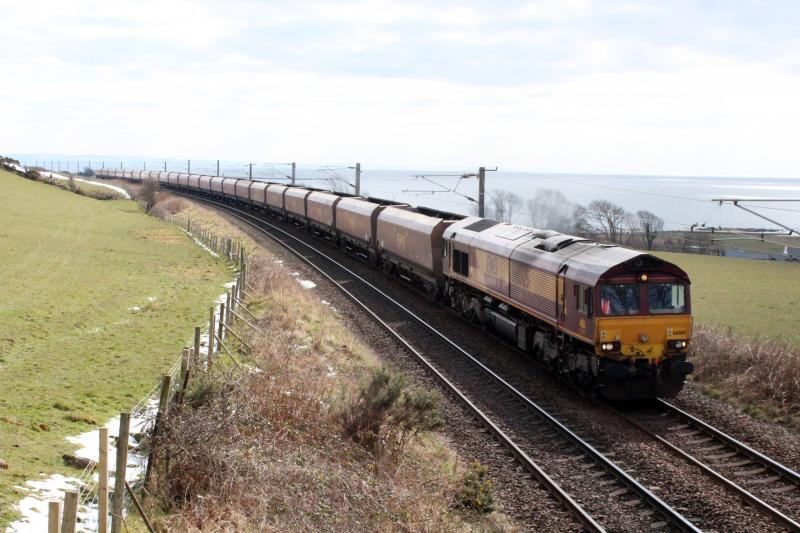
[{"xmin": 591, "ymin": 259, "xmax": 694, "ymax": 399}]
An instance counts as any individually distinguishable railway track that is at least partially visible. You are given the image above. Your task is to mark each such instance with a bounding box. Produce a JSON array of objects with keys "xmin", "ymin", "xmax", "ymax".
[
  {"xmin": 612, "ymin": 399, "xmax": 800, "ymax": 530},
  {"xmin": 178, "ymin": 193, "xmax": 708, "ymax": 532}
]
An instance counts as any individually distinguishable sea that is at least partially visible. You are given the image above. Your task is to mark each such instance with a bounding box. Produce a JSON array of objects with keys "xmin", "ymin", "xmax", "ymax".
[{"xmin": 10, "ymin": 153, "xmax": 800, "ymax": 233}]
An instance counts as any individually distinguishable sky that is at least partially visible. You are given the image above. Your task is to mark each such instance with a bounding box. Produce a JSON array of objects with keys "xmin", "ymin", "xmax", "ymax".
[{"xmin": 2, "ymin": 0, "xmax": 800, "ymax": 176}]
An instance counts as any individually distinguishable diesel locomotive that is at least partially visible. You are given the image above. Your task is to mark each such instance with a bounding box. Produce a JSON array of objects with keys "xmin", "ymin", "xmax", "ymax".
[{"xmin": 97, "ymin": 168, "xmax": 694, "ymax": 399}]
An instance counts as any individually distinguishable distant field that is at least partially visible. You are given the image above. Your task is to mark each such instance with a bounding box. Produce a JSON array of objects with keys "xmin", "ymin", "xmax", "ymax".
[
  {"xmin": 0, "ymin": 170, "xmax": 231, "ymax": 525},
  {"xmin": 656, "ymin": 251, "xmax": 800, "ymax": 344}
]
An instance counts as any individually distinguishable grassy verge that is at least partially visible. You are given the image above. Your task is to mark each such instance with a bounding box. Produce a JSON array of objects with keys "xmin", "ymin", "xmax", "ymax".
[
  {"xmin": 0, "ymin": 170, "xmax": 232, "ymax": 526},
  {"xmin": 653, "ymin": 251, "xmax": 800, "ymax": 429},
  {"xmin": 656, "ymin": 251, "xmax": 800, "ymax": 344},
  {"xmin": 138, "ymin": 198, "xmax": 512, "ymax": 531}
]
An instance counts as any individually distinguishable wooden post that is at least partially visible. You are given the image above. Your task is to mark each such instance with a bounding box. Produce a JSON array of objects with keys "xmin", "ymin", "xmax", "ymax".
[
  {"xmin": 144, "ymin": 374, "xmax": 171, "ymax": 488},
  {"xmin": 110, "ymin": 412, "xmax": 130, "ymax": 533},
  {"xmin": 48, "ymin": 500, "xmax": 62, "ymax": 533},
  {"xmin": 61, "ymin": 490, "xmax": 78, "ymax": 533},
  {"xmin": 225, "ymin": 291, "xmax": 232, "ymax": 326},
  {"xmin": 98, "ymin": 427, "xmax": 109, "ymax": 533},
  {"xmin": 194, "ymin": 326, "xmax": 201, "ymax": 363},
  {"xmin": 180, "ymin": 347, "xmax": 189, "ymax": 382},
  {"xmin": 218, "ymin": 303, "xmax": 225, "ymax": 341},
  {"xmin": 208, "ymin": 306, "xmax": 216, "ymax": 368},
  {"xmin": 158, "ymin": 373, "xmax": 171, "ymax": 417}
]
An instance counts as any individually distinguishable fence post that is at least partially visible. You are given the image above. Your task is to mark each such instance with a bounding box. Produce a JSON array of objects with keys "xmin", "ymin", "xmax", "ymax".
[
  {"xmin": 225, "ymin": 291, "xmax": 232, "ymax": 326},
  {"xmin": 180, "ymin": 347, "xmax": 189, "ymax": 382},
  {"xmin": 144, "ymin": 374, "xmax": 171, "ymax": 489},
  {"xmin": 61, "ymin": 490, "xmax": 78, "ymax": 533},
  {"xmin": 110, "ymin": 412, "xmax": 131, "ymax": 533},
  {"xmin": 98, "ymin": 427, "xmax": 109, "ymax": 533},
  {"xmin": 218, "ymin": 303, "xmax": 225, "ymax": 342},
  {"xmin": 208, "ymin": 307, "xmax": 216, "ymax": 368},
  {"xmin": 48, "ymin": 500, "xmax": 62, "ymax": 533},
  {"xmin": 194, "ymin": 326, "xmax": 201, "ymax": 363}
]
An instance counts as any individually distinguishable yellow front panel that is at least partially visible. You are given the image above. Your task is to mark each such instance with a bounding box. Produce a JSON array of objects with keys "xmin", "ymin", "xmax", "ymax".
[{"xmin": 595, "ymin": 315, "xmax": 693, "ymax": 361}]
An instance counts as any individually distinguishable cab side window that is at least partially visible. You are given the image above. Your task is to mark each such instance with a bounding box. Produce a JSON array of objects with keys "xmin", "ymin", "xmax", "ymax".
[
  {"xmin": 453, "ymin": 249, "xmax": 469, "ymax": 276},
  {"xmin": 575, "ymin": 284, "xmax": 591, "ymax": 315}
]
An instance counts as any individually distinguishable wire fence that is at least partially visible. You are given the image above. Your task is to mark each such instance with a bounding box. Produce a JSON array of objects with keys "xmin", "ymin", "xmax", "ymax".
[{"xmin": 34, "ymin": 216, "xmax": 251, "ymax": 533}]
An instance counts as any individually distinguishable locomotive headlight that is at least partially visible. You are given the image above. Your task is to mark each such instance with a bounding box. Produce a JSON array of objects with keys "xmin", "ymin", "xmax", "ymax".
[
  {"xmin": 668, "ymin": 340, "xmax": 688, "ymax": 351},
  {"xmin": 640, "ymin": 273, "xmax": 648, "ymax": 282},
  {"xmin": 600, "ymin": 342, "xmax": 620, "ymax": 352}
]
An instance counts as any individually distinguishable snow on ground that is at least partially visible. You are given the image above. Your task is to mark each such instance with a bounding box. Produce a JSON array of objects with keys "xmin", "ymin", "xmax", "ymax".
[
  {"xmin": 7, "ymin": 403, "xmax": 158, "ymax": 533},
  {"xmin": 39, "ymin": 171, "xmax": 131, "ymax": 200},
  {"xmin": 6, "ymin": 226, "xmax": 238, "ymax": 532},
  {"xmin": 297, "ymin": 279, "xmax": 316, "ymax": 289}
]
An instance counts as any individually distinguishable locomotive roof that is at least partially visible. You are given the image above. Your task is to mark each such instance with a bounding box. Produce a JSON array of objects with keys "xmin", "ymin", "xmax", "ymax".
[{"xmin": 445, "ymin": 217, "xmax": 689, "ymax": 285}]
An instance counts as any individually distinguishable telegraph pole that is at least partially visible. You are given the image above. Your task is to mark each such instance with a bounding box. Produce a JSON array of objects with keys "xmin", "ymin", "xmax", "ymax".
[
  {"xmin": 478, "ymin": 166, "xmax": 486, "ymax": 217},
  {"xmin": 216, "ymin": 160, "xmax": 220, "ymax": 177},
  {"xmin": 249, "ymin": 163, "xmax": 253, "ymax": 179},
  {"xmin": 187, "ymin": 159, "xmax": 191, "ymax": 173},
  {"xmin": 164, "ymin": 161, "xmax": 167, "ymax": 172},
  {"xmin": 143, "ymin": 161, "xmax": 146, "ymax": 171},
  {"xmin": 291, "ymin": 162, "xmax": 296, "ymax": 186},
  {"xmin": 354, "ymin": 163, "xmax": 361, "ymax": 196}
]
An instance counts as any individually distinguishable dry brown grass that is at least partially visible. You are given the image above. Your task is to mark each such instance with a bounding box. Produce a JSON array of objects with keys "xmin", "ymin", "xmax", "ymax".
[
  {"xmin": 690, "ymin": 325, "xmax": 800, "ymax": 427},
  {"xmin": 148, "ymin": 258, "xmax": 511, "ymax": 532}
]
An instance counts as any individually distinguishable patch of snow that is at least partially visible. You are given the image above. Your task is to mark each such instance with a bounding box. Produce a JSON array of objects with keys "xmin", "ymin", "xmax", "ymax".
[
  {"xmin": 6, "ymin": 402, "xmax": 159, "ymax": 533},
  {"xmin": 291, "ymin": 272, "xmax": 300, "ymax": 277},
  {"xmin": 128, "ymin": 306, "xmax": 141, "ymax": 312},
  {"xmin": 38, "ymin": 172, "xmax": 131, "ymax": 199},
  {"xmin": 147, "ymin": 296, "xmax": 157, "ymax": 302},
  {"xmin": 326, "ymin": 364, "xmax": 337, "ymax": 379},
  {"xmin": 296, "ymin": 279, "xmax": 316, "ymax": 290}
]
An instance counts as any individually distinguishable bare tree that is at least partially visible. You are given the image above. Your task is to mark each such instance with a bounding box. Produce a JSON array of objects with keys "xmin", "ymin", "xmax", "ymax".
[
  {"xmin": 526, "ymin": 189, "xmax": 573, "ymax": 232},
  {"xmin": 572, "ymin": 204, "xmax": 590, "ymax": 235},
  {"xmin": 584, "ymin": 199, "xmax": 629, "ymax": 243},
  {"xmin": 636, "ymin": 210, "xmax": 664, "ymax": 250},
  {"xmin": 487, "ymin": 189, "xmax": 522, "ymax": 223},
  {"xmin": 323, "ymin": 177, "xmax": 350, "ymax": 194},
  {"xmin": 137, "ymin": 179, "xmax": 159, "ymax": 213}
]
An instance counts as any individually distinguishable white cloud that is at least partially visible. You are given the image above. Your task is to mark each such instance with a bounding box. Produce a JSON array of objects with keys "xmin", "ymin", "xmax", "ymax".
[{"xmin": 2, "ymin": 0, "xmax": 800, "ymax": 177}]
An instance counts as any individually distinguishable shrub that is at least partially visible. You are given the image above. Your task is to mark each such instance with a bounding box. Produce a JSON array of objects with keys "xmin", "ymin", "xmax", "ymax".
[
  {"xmin": 455, "ymin": 461, "xmax": 494, "ymax": 513},
  {"xmin": 690, "ymin": 325, "xmax": 800, "ymax": 425},
  {"xmin": 341, "ymin": 367, "xmax": 444, "ymax": 461},
  {"xmin": 81, "ymin": 167, "xmax": 94, "ymax": 177},
  {"xmin": 136, "ymin": 179, "xmax": 159, "ymax": 213}
]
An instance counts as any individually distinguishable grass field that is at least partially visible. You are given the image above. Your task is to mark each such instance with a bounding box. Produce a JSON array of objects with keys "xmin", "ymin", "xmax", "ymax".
[
  {"xmin": 0, "ymin": 170, "xmax": 231, "ymax": 526},
  {"xmin": 656, "ymin": 251, "xmax": 800, "ymax": 343}
]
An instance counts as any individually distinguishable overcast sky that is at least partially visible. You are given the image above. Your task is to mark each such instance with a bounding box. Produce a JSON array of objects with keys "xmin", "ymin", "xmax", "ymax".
[{"xmin": 2, "ymin": 0, "xmax": 800, "ymax": 176}]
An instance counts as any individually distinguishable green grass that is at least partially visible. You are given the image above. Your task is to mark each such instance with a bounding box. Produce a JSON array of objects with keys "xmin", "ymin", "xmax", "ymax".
[
  {"xmin": 72, "ymin": 179, "xmax": 125, "ymax": 198},
  {"xmin": 656, "ymin": 251, "xmax": 800, "ymax": 343},
  {"xmin": 0, "ymin": 170, "xmax": 231, "ymax": 526}
]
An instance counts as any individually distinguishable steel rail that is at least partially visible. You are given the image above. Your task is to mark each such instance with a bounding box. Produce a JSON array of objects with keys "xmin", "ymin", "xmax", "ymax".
[
  {"xmin": 657, "ymin": 400, "xmax": 800, "ymax": 487},
  {"xmin": 606, "ymin": 404, "xmax": 800, "ymax": 531},
  {"xmin": 182, "ymin": 195, "xmax": 604, "ymax": 532},
  {"xmin": 175, "ymin": 191, "xmax": 700, "ymax": 532}
]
